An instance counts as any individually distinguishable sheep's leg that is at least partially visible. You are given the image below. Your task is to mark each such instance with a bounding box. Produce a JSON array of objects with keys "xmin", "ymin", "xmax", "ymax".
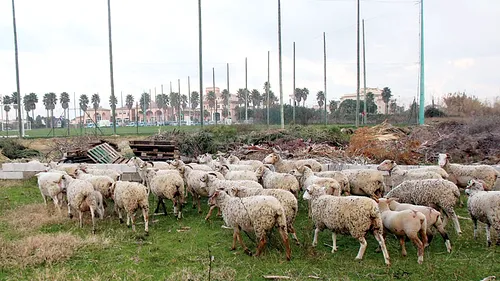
[
  {"xmin": 216, "ymin": 207, "xmax": 221, "ymax": 217},
  {"xmin": 472, "ymin": 218, "xmax": 478, "ymax": 240},
  {"xmin": 53, "ymin": 196, "xmax": 61, "ymax": 216},
  {"xmin": 176, "ymin": 197, "xmax": 182, "ymax": 219},
  {"xmin": 142, "ymin": 207, "xmax": 149, "ymax": 234},
  {"xmin": 289, "ymin": 225, "xmax": 300, "ymax": 246},
  {"xmin": 129, "ymin": 212, "xmax": 136, "ymax": 232},
  {"xmin": 444, "ymin": 208, "xmax": 461, "ymax": 235},
  {"xmin": 496, "ymin": 226, "xmax": 500, "ymax": 246},
  {"xmin": 78, "ymin": 211, "xmax": 84, "ymax": 228},
  {"xmin": 235, "ymin": 227, "xmax": 252, "ymax": 256},
  {"xmin": 355, "ymin": 237, "xmax": 368, "ymax": 260},
  {"xmin": 196, "ymin": 195, "xmax": 202, "ymax": 214},
  {"xmin": 312, "ymin": 228, "xmax": 320, "ymax": 247},
  {"xmin": 68, "ymin": 204, "xmax": 73, "ymax": 219},
  {"xmin": 399, "ymin": 237, "xmax": 407, "ymax": 257},
  {"xmin": 161, "ymin": 199, "xmax": 168, "ymax": 216},
  {"xmin": 307, "ymin": 201, "xmax": 312, "ymax": 219},
  {"xmin": 205, "ymin": 205, "xmax": 216, "ymax": 220},
  {"xmin": 231, "ymin": 228, "xmax": 238, "ymax": 251},
  {"xmin": 485, "ymin": 224, "xmax": 492, "ymax": 247},
  {"xmin": 278, "ymin": 226, "xmax": 292, "ymax": 261},
  {"xmin": 434, "ymin": 219, "xmax": 451, "ymax": 253},
  {"xmin": 331, "ymin": 232, "xmax": 337, "ymax": 253},
  {"xmin": 126, "ymin": 213, "xmax": 131, "ymax": 228},
  {"xmin": 409, "ymin": 234, "xmax": 424, "ymax": 264},
  {"xmin": 90, "ymin": 206, "xmax": 96, "ymax": 234},
  {"xmin": 116, "ymin": 207, "xmax": 124, "ymax": 224},
  {"xmin": 255, "ymin": 234, "xmax": 267, "ymax": 257},
  {"xmin": 373, "ymin": 231, "xmax": 391, "ymax": 266}
]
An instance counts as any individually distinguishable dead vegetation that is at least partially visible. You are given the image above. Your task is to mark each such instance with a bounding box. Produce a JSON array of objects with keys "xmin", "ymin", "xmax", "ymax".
[{"xmin": 0, "ymin": 203, "xmax": 67, "ymax": 233}]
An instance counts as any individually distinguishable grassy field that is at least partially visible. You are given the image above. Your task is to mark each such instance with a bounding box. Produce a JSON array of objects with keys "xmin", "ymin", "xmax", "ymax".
[{"xmin": 0, "ymin": 179, "xmax": 498, "ymax": 280}]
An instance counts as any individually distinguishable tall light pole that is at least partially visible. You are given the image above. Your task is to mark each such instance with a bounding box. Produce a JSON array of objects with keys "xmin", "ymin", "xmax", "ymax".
[
  {"xmin": 362, "ymin": 19, "xmax": 367, "ymax": 125},
  {"xmin": 292, "ymin": 42, "xmax": 296, "ymax": 124},
  {"xmin": 355, "ymin": 0, "xmax": 361, "ymax": 127},
  {"xmin": 323, "ymin": 32, "xmax": 327, "ymax": 125},
  {"xmin": 245, "ymin": 57, "xmax": 248, "ymax": 122},
  {"xmin": 198, "ymin": 0, "xmax": 204, "ymax": 127},
  {"xmin": 419, "ymin": 0, "xmax": 425, "ymax": 125},
  {"xmin": 11, "ymin": 0, "xmax": 23, "ymax": 138},
  {"xmin": 278, "ymin": 0, "xmax": 284, "ymax": 129},
  {"xmin": 266, "ymin": 51, "xmax": 270, "ymax": 127},
  {"xmin": 107, "ymin": 0, "xmax": 117, "ymax": 134}
]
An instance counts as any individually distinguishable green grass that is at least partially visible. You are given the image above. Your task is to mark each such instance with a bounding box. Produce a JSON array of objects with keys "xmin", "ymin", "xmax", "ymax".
[{"xmin": 0, "ymin": 180, "xmax": 498, "ymax": 280}]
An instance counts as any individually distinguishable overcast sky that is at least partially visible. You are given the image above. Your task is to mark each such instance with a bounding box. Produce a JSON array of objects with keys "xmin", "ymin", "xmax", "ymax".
[{"xmin": 0, "ymin": 0, "xmax": 499, "ymax": 119}]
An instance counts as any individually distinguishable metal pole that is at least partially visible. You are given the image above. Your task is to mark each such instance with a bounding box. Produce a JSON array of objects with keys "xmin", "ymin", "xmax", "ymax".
[
  {"xmin": 107, "ymin": 0, "xmax": 117, "ymax": 135},
  {"xmin": 355, "ymin": 0, "xmax": 361, "ymax": 127},
  {"xmin": 267, "ymin": 51, "xmax": 270, "ymax": 127},
  {"xmin": 198, "ymin": 0, "xmax": 204, "ymax": 128},
  {"xmin": 419, "ymin": 0, "xmax": 425, "ymax": 125},
  {"xmin": 245, "ymin": 57, "xmax": 248, "ymax": 122},
  {"xmin": 362, "ymin": 19, "xmax": 367, "ymax": 125},
  {"xmin": 188, "ymin": 76, "xmax": 191, "ymax": 123},
  {"xmin": 213, "ymin": 67, "xmax": 217, "ymax": 125},
  {"xmin": 278, "ymin": 0, "xmax": 284, "ymax": 129},
  {"xmin": 135, "ymin": 102, "xmax": 138, "ymax": 134},
  {"xmin": 11, "ymin": 0, "xmax": 23, "ymax": 138},
  {"xmin": 178, "ymin": 79, "xmax": 181, "ymax": 126},
  {"xmin": 323, "ymin": 32, "xmax": 327, "ymax": 125},
  {"xmin": 73, "ymin": 92, "xmax": 77, "ymax": 135},
  {"xmin": 293, "ymin": 42, "xmax": 296, "ymax": 124},
  {"xmin": 226, "ymin": 63, "xmax": 230, "ymax": 121}
]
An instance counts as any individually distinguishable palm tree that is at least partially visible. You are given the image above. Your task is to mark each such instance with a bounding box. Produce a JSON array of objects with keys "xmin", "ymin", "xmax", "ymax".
[
  {"xmin": 190, "ymin": 91, "xmax": 199, "ymax": 121},
  {"xmin": 11, "ymin": 92, "xmax": 19, "ymax": 121},
  {"xmin": 156, "ymin": 93, "xmax": 169, "ymax": 123},
  {"xmin": 301, "ymin": 88, "xmax": 309, "ymax": 107},
  {"xmin": 250, "ymin": 89, "xmax": 261, "ymax": 109},
  {"xmin": 125, "ymin": 94, "xmax": 134, "ymax": 122},
  {"xmin": 3, "ymin": 96, "xmax": 11, "ymax": 131},
  {"xmin": 206, "ymin": 91, "xmax": 216, "ymax": 121},
  {"xmin": 294, "ymin": 88, "xmax": 302, "ymax": 107},
  {"xmin": 60, "ymin": 92, "xmax": 70, "ymax": 128},
  {"xmin": 221, "ymin": 89, "xmax": 230, "ymax": 118},
  {"xmin": 23, "ymin": 93, "xmax": 38, "ymax": 123},
  {"xmin": 329, "ymin": 100, "xmax": 338, "ymax": 113},
  {"xmin": 381, "ymin": 87, "xmax": 392, "ymax": 115},
  {"xmin": 316, "ymin": 91, "xmax": 325, "ymax": 108},
  {"xmin": 140, "ymin": 92, "xmax": 151, "ymax": 122},
  {"xmin": 236, "ymin": 88, "xmax": 246, "ymax": 120},
  {"xmin": 91, "ymin": 93, "xmax": 100, "ymax": 123},
  {"xmin": 109, "ymin": 94, "xmax": 117, "ymax": 123},
  {"xmin": 169, "ymin": 92, "xmax": 179, "ymax": 121},
  {"xmin": 181, "ymin": 94, "xmax": 188, "ymax": 111},
  {"xmin": 43, "ymin": 92, "xmax": 57, "ymax": 128},
  {"xmin": 79, "ymin": 94, "xmax": 89, "ymax": 126}
]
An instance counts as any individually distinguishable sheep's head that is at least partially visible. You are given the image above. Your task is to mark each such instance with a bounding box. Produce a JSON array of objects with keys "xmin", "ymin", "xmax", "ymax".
[
  {"xmin": 208, "ymin": 189, "xmax": 226, "ymax": 206},
  {"xmin": 376, "ymin": 198, "xmax": 395, "ymax": 211},
  {"xmin": 465, "ymin": 179, "xmax": 485, "ymax": 195},
  {"xmin": 109, "ymin": 182, "xmax": 117, "ymax": 199},
  {"xmin": 228, "ymin": 155, "xmax": 239, "ymax": 164},
  {"xmin": 255, "ymin": 166, "xmax": 265, "ymax": 177},
  {"xmin": 218, "ymin": 165, "xmax": 230, "ymax": 175},
  {"xmin": 303, "ymin": 184, "xmax": 326, "ymax": 200},
  {"xmin": 263, "ymin": 153, "xmax": 279, "ymax": 165},
  {"xmin": 289, "ymin": 168, "xmax": 302, "ymax": 178},
  {"xmin": 377, "ymin": 160, "xmax": 396, "ymax": 172},
  {"xmin": 225, "ymin": 186, "xmax": 239, "ymax": 197},
  {"xmin": 438, "ymin": 153, "xmax": 450, "ymax": 167}
]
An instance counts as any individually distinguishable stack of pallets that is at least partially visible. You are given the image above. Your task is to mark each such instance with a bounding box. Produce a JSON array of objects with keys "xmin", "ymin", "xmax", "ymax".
[{"xmin": 129, "ymin": 140, "xmax": 179, "ymax": 161}]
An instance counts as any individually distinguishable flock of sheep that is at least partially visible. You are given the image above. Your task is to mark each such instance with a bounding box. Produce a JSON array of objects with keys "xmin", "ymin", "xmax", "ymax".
[{"xmin": 34, "ymin": 151, "xmax": 500, "ymax": 266}]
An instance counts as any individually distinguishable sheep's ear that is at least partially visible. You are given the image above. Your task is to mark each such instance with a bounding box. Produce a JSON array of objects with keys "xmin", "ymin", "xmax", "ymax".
[
  {"xmin": 200, "ymin": 174, "xmax": 208, "ymax": 182},
  {"xmin": 374, "ymin": 198, "xmax": 379, "ymax": 203},
  {"xmin": 304, "ymin": 164, "xmax": 312, "ymax": 169},
  {"xmin": 389, "ymin": 197, "xmax": 399, "ymax": 202},
  {"xmin": 391, "ymin": 160, "xmax": 395, "ymax": 164},
  {"xmin": 208, "ymin": 172, "xmax": 218, "ymax": 177}
]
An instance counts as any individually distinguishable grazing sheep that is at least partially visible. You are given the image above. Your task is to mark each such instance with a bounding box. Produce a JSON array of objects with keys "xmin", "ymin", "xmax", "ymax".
[
  {"xmin": 290, "ymin": 166, "xmax": 341, "ymax": 196},
  {"xmin": 226, "ymin": 186, "xmax": 300, "ymax": 245},
  {"xmin": 48, "ymin": 162, "xmax": 83, "ymax": 177},
  {"xmin": 62, "ymin": 175, "xmax": 102, "ymax": 234},
  {"xmin": 75, "ymin": 169, "xmax": 115, "ymax": 199},
  {"xmin": 465, "ymin": 179, "xmax": 500, "ymax": 247},
  {"xmin": 172, "ymin": 159, "xmax": 213, "ymax": 171},
  {"xmin": 255, "ymin": 165, "xmax": 300, "ymax": 196},
  {"xmin": 377, "ymin": 160, "xmax": 443, "ymax": 188},
  {"xmin": 314, "ymin": 171, "xmax": 351, "ymax": 195},
  {"xmin": 438, "ymin": 153, "xmax": 499, "ymax": 190},
  {"xmin": 148, "ymin": 169, "xmax": 185, "ymax": 219},
  {"xmin": 177, "ymin": 165, "xmax": 224, "ymax": 213},
  {"xmin": 35, "ymin": 172, "xmax": 66, "ymax": 214},
  {"xmin": 341, "ymin": 169, "xmax": 386, "ymax": 199},
  {"xmin": 226, "ymin": 155, "xmax": 264, "ymax": 170},
  {"xmin": 386, "ymin": 179, "xmax": 462, "ymax": 235},
  {"xmin": 387, "ymin": 199, "xmax": 451, "ymax": 253},
  {"xmin": 80, "ymin": 166, "xmax": 122, "ymax": 182},
  {"xmin": 218, "ymin": 165, "xmax": 258, "ymax": 182},
  {"xmin": 378, "ymin": 198, "xmax": 427, "ymax": 264},
  {"xmin": 199, "ymin": 173, "xmax": 263, "ymax": 220},
  {"xmin": 109, "ymin": 181, "xmax": 149, "ymax": 233},
  {"xmin": 263, "ymin": 152, "xmax": 322, "ymax": 173},
  {"xmin": 303, "ymin": 184, "xmax": 390, "ymax": 266},
  {"xmin": 208, "ymin": 190, "xmax": 291, "ymax": 261}
]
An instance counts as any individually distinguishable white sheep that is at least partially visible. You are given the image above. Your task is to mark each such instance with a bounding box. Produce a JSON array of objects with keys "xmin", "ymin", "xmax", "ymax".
[
  {"xmin": 314, "ymin": 171, "xmax": 351, "ymax": 195},
  {"xmin": 341, "ymin": 169, "xmax": 386, "ymax": 199},
  {"xmin": 377, "ymin": 160, "xmax": 443, "ymax": 188},
  {"xmin": 254, "ymin": 165, "xmax": 300, "ymax": 196},
  {"xmin": 303, "ymin": 184, "xmax": 390, "ymax": 266},
  {"xmin": 226, "ymin": 155, "xmax": 264, "ymax": 170},
  {"xmin": 172, "ymin": 159, "xmax": 213, "ymax": 171},
  {"xmin": 386, "ymin": 179, "xmax": 462, "ymax": 235},
  {"xmin": 62, "ymin": 175, "xmax": 103, "ymax": 234},
  {"xmin": 438, "ymin": 153, "xmax": 499, "ymax": 190},
  {"xmin": 290, "ymin": 166, "xmax": 341, "ymax": 196},
  {"xmin": 226, "ymin": 186, "xmax": 300, "ymax": 245},
  {"xmin": 218, "ymin": 165, "xmax": 258, "ymax": 182},
  {"xmin": 177, "ymin": 165, "xmax": 224, "ymax": 213},
  {"xmin": 34, "ymin": 172, "xmax": 66, "ymax": 214},
  {"xmin": 263, "ymin": 152, "xmax": 323, "ymax": 173},
  {"xmin": 48, "ymin": 162, "xmax": 82, "ymax": 177},
  {"xmin": 80, "ymin": 166, "xmax": 122, "ymax": 182},
  {"xmin": 109, "ymin": 181, "xmax": 150, "ymax": 234},
  {"xmin": 75, "ymin": 169, "xmax": 115, "ymax": 199},
  {"xmin": 377, "ymin": 198, "xmax": 427, "ymax": 264},
  {"xmin": 387, "ymin": 199, "xmax": 451, "ymax": 253},
  {"xmin": 199, "ymin": 173, "xmax": 263, "ymax": 220},
  {"xmin": 148, "ymin": 169, "xmax": 185, "ymax": 219},
  {"xmin": 465, "ymin": 179, "xmax": 500, "ymax": 247},
  {"xmin": 208, "ymin": 190, "xmax": 291, "ymax": 261}
]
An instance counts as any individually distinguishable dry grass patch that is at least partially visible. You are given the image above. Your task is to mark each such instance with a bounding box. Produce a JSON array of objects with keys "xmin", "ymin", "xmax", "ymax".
[
  {"xmin": 165, "ymin": 266, "xmax": 237, "ymax": 281},
  {"xmin": 1, "ymin": 203, "xmax": 67, "ymax": 232},
  {"xmin": 0, "ymin": 232, "xmax": 109, "ymax": 269}
]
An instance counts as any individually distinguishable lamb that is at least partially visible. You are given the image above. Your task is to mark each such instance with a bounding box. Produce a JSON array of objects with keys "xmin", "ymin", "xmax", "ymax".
[
  {"xmin": 377, "ymin": 160, "xmax": 443, "ymax": 188},
  {"xmin": 385, "ymin": 179, "xmax": 462, "ymax": 235},
  {"xmin": 148, "ymin": 169, "xmax": 185, "ymax": 219},
  {"xmin": 263, "ymin": 152, "xmax": 323, "ymax": 173},
  {"xmin": 208, "ymin": 190, "xmax": 291, "ymax": 260},
  {"xmin": 109, "ymin": 181, "xmax": 149, "ymax": 234},
  {"xmin": 199, "ymin": 173, "xmax": 263, "ymax": 220},
  {"xmin": 34, "ymin": 172, "xmax": 66, "ymax": 214},
  {"xmin": 377, "ymin": 198, "xmax": 427, "ymax": 264},
  {"xmin": 75, "ymin": 169, "xmax": 115, "ymax": 199},
  {"xmin": 62, "ymin": 175, "xmax": 103, "ymax": 234},
  {"xmin": 177, "ymin": 165, "xmax": 224, "ymax": 213},
  {"xmin": 465, "ymin": 179, "xmax": 500, "ymax": 246},
  {"xmin": 303, "ymin": 184, "xmax": 391, "ymax": 266},
  {"xmin": 341, "ymin": 169, "xmax": 386, "ymax": 199},
  {"xmin": 438, "ymin": 153, "xmax": 499, "ymax": 190},
  {"xmin": 217, "ymin": 165, "xmax": 258, "ymax": 182},
  {"xmin": 254, "ymin": 165, "xmax": 300, "ymax": 196},
  {"xmin": 314, "ymin": 171, "xmax": 350, "ymax": 195},
  {"xmin": 387, "ymin": 199, "xmax": 451, "ymax": 253},
  {"xmin": 226, "ymin": 186, "xmax": 300, "ymax": 245},
  {"xmin": 290, "ymin": 166, "xmax": 341, "ymax": 196}
]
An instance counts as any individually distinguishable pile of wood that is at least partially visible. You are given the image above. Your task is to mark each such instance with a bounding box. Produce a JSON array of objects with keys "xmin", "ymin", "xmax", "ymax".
[{"xmin": 129, "ymin": 140, "xmax": 179, "ymax": 161}]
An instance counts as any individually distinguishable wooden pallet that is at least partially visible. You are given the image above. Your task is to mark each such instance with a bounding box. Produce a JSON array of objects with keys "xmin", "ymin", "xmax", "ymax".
[
  {"xmin": 87, "ymin": 143, "xmax": 128, "ymax": 164},
  {"xmin": 129, "ymin": 140, "xmax": 179, "ymax": 161}
]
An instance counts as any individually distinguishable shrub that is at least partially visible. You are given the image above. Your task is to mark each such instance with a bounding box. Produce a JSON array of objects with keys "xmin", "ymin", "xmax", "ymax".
[
  {"xmin": 425, "ymin": 107, "xmax": 446, "ymax": 118},
  {"xmin": 0, "ymin": 139, "xmax": 40, "ymax": 159}
]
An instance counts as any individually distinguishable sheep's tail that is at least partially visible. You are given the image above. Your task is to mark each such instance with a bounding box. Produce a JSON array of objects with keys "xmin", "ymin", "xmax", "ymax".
[{"xmin": 418, "ymin": 212, "xmax": 428, "ymax": 247}]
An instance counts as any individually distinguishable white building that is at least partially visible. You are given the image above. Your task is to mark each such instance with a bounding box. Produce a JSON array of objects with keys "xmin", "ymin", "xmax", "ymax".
[{"xmin": 339, "ymin": 88, "xmax": 386, "ymax": 114}]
